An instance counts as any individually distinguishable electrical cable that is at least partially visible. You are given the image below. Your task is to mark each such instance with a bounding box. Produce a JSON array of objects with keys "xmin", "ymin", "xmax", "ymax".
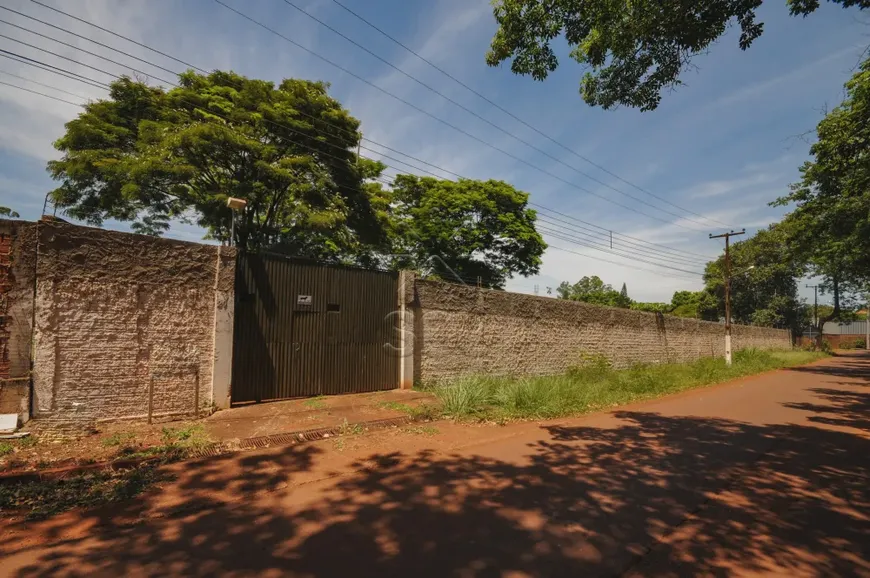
[
  {"xmin": 0, "ymin": 78, "xmax": 83, "ymax": 106},
  {"xmin": 323, "ymin": 0, "xmax": 736, "ymax": 229},
  {"xmin": 0, "ymin": 22, "xmax": 717, "ymax": 277},
  {"xmin": 13, "ymin": 5, "xmax": 717, "ymax": 262},
  {"xmin": 209, "ymin": 0, "xmax": 710, "ymax": 233},
  {"xmin": 277, "ymin": 0, "xmax": 732, "ymax": 230}
]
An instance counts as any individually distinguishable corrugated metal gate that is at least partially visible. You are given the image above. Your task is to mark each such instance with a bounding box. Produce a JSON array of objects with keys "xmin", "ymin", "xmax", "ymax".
[{"xmin": 232, "ymin": 254, "xmax": 400, "ymax": 403}]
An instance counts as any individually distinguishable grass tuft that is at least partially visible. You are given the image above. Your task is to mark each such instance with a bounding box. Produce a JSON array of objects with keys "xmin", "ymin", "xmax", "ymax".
[
  {"xmin": 101, "ymin": 432, "xmax": 137, "ymax": 447},
  {"xmin": 427, "ymin": 349, "xmax": 826, "ymax": 422},
  {"xmin": 303, "ymin": 396, "xmax": 327, "ymax": 409}
]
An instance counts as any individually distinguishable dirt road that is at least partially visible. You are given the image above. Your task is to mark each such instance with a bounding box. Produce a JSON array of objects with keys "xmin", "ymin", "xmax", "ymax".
[{"xmin": 2, "ymin": 353, "xmax": 869, "ymax": 577}]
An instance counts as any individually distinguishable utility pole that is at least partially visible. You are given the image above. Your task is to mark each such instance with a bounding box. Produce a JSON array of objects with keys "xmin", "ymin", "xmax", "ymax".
[
  {"xmin": 806, "ymin": 284, "xmax": 819, "ymax": 343},
  {"xmin": 710, "ymin": 229, "xmax": 745, "ymax": 366}
]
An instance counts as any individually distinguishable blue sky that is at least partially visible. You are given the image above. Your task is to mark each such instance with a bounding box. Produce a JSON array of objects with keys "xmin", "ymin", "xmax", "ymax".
[{"xmin": 0, "ymin": 0, "xmax": 867, "ymax": 303}]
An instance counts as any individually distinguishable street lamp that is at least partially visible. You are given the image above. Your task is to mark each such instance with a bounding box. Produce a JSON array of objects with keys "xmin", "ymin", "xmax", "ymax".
[{"xmin": 226, "ymin": 197, "xmax": 247, "ymax": 247}]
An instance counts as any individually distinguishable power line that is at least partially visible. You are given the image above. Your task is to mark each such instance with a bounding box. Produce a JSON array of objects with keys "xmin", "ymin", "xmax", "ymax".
[
  {"xmin": 280, "ymin": 0, "xmax": 732, "ymax": 230},
  {"xmin": 25, "ymin": 0, "xmax": 727, "ymax": 232},
  {"xmin": 5, "ymin": 16, "xmax": 714, "ymax": 276},
  {"xmin": 0, "ymin": 67, "xmax": 91, "ymax": 99},
  {"xmin": 0, "ymin": 5, "xmax": 183, "ymax": 78},
  {"xmin": 324, "ymin": 0, "xmax": 733, "ymax": 230},
  {"xmin": 28, "ymin": 0, "xmax": 209, "ymax": 74},
  {"xmin": 211, "ymin": 0, "xmax": 709, "ymax": 233},
  {"xmin": 537, "ymin": 226, "xmax": 704, "ymax": 277},
  {"xmin": 536, "ymin": 217, "xmax": 708, "ymax": 269},
  {"xmin": 4, "ymin": 44, "xmax": 708, "ymax": 278},
  {"xmin": 0, "ymin": 78, "xmax": 83, "ymax": 106},
  {"xmin": 16, "ymin": 4, "xmax": 713, "ymax": 264},
  {"xmin": 0, "ymin": 33, "xmax": 128, "ymax": 81},
  {"xmin": 0, "ymin": 20, "xmax": 176, "ymax": 86},
  {"xmin": 0, "ymin": 48, "xmax": 110, "ymax": 89},
  {"xmin": 543, "ymin": 241, "xmax": 703, "ymax": 282},
  {"xmin": 536, "ymin": 210, "xmax": 710, "ymax": 265}
]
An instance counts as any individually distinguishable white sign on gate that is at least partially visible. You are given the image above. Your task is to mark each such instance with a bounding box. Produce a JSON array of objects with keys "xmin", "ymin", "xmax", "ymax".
[{"xmin": 297, "ymin": 295, "xmax": 313, "ymax": 306}]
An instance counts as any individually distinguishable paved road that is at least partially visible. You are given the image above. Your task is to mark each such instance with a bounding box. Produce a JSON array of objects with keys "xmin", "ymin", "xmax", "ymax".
[{"xmin": 2, "ymin": 353, "xmax": 869, "ymax": 577}]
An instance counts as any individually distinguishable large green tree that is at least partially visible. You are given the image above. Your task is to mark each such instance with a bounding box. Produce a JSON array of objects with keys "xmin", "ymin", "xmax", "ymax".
[
  {"xmin": 556, "ymin": 275, "xmax": 632, "ymax": 307},
  {"xmin": 774, "ymin": 58, "xmax": 870, "ymax": 327},
  {"xmin": 669, "ymin": 290, "xmax": 720, "ymax": 320},
  {"xmin": 384, "ymin": 175, "xmax": 546, "ymax": 289},
  {"xmin": 49, "ymin": 72, "xmax": 385, "ymax": 261},
  {"xmin": 486, "ymin": 0, "xmax": 869, "ymax": 111},
  {"xmin": 703, "ymin": 226, "xmax": 803, "ymax": 329}
]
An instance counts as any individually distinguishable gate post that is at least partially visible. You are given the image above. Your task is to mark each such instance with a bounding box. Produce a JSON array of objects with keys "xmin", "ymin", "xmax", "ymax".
[
  {"xmin": 398, "ymin": 270, "xmax": 415, "ymax": 389},
  {"xmin": 211, "ymin": 245, "xmax": 236, "ymax": 410}
]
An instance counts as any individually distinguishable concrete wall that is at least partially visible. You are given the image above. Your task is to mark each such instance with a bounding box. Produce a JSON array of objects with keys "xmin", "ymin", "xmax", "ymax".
[
  {"xmin": 410, "ymin": 279, "xmax": 792, "ymax": 383},
  {"xmin": 0, "ymin": 220, "xmax": 37, "ymax": 424},
  {"xmin": 30, "ymin": 221, "xmax": 235, "ymax": 426}
]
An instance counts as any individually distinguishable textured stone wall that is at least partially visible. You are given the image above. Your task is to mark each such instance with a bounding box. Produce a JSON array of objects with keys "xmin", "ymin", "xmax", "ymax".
[
  {"xmin": 411, "ymin": 280, "xmax": 792, "ymax": 382},
  {"xmin": 0, "ymin": 220, "xmax": 37, "ymax": 423},
  {"xmin": 31, "ymin": 221, "xmax": 235, "ymax": 425}
]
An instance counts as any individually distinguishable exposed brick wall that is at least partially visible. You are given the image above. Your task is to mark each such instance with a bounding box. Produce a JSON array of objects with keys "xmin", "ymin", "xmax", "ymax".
[
  {"xmin": 0, "ymin": 231, "xmax": 12, "ymax": 381},
  {"xmin": 411, "ymin": 280, "xmax": 792, "ymax": 382},
  {"xmin": 0, "ymin": 220, "xmax": 37, "ymax": 423},
  {"xmin": 31, "ymin": 221, "xmax": 234, "ymax": 426}
]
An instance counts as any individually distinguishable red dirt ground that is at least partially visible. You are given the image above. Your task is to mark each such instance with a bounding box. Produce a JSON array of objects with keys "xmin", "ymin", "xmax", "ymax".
[
  {"xmin": 1, "ymin": 389, "xmax": 434, "ymax": 473},
  {"xmin": 2, "ymin": 352, "xmax": 869, "ymax": 577}
]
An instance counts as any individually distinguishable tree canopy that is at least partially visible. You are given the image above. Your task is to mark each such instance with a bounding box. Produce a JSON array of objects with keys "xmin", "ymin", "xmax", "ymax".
[
  {"xmin": 556, "ymin": 275, "xmax": 632, "ymax": 308},
  {"xmin": 702, "ymin": 226, "xmax": 803, "ymax": 329},
  {"xmin": 630, "ymin": 290, "xmax": 719, "ymax": 320},
  {"xmin": 0, "ymin": 207, "xmax": 19, "ymax": 218},
  {"xmin": 485, "ymin": 0, "xmax": 870, "ymax": 110},
  {"xmin": 384, "ymin": 175, "xmax": 546, "ymax": 289},
  {"xmin": 49, "ymin": 72, "xmax": 385, "ymax": 261},
  {"xmin": 48, "ymin": 72, "xmax": 547, "ymax": 284},
  {"xmin": 774, "ymin": 57, "xmax": 870, "ymax": 323}
]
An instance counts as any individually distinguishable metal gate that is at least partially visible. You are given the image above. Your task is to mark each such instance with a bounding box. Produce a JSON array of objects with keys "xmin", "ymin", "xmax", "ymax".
[{"xmin": 231, "ymin": 254, "xmax": 400, "ymax": 403}]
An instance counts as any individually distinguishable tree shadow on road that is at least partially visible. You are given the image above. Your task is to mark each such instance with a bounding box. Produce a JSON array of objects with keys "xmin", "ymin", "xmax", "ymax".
[
  {"xmin": 787, "ymin": 352, "xmax": 870, "ymax": 380},
  {"xmin": 785, "ymin": 387, "xmax": 870, "ymax": 433},
  {"xmin": 2, "ymin": 411, "xmax": 869, "ymax": 576}
]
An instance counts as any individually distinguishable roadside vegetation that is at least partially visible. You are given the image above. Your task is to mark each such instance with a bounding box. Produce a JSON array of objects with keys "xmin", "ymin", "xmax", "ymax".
[
  {"xmin": 0, "ymin": 425, "xmax": 212, "ymax": 520},
  {"xmin": 427, "ymin": 349, "xmax": 826, "ymax": 422},
  {"xmin": 0, "ymin": 463, "xmax": 171, "ymax": 520}
]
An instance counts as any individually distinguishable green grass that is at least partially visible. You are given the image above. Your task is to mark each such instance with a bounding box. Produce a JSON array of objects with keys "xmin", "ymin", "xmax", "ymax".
[
  {"xmin": 101, "ymin": 431, "xmax": 137, "ymax": 447},
  {"xmin": 0, "ymin": 427, "xmax": 211, "ymax": 520},
  {"xmin": 378, "ymin": 401, "xmax": 440, "ymax": 421},
  {"xmin": 303, "ymin": 396, "xmax": 327, "ymax": 409},
  {"xmin": 0, "ymin": 463, "xmax": 172, "ymax": 520},
  {"xmin": 338, "ymin": 419, "xmax": 364, "ymax": 436},
  {"xmin": 0, "ymin": 435, "xmax": 37, "ymax": 457},
  {"xmin": 403, "ymin": 425, "xmax": 440, "ymax": 436},
  {"xmin": 427, "ymin": 349, "xmax": 826, "ymax": 422},
  {"xmin": 113, "ymin": 424, "xmax": 212, "ymax": 461}
]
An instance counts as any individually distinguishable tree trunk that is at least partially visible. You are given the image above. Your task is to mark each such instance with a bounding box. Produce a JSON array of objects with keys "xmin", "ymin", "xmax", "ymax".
[{"xmin": 816, "ymin": 275, "xmax": 841, "ymax": 348}]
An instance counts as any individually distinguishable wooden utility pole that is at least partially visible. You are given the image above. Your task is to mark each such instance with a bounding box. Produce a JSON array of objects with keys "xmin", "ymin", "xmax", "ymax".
[{"xmin": 710, "ymin": 229, "xmax": 745, "ymax": 366}]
